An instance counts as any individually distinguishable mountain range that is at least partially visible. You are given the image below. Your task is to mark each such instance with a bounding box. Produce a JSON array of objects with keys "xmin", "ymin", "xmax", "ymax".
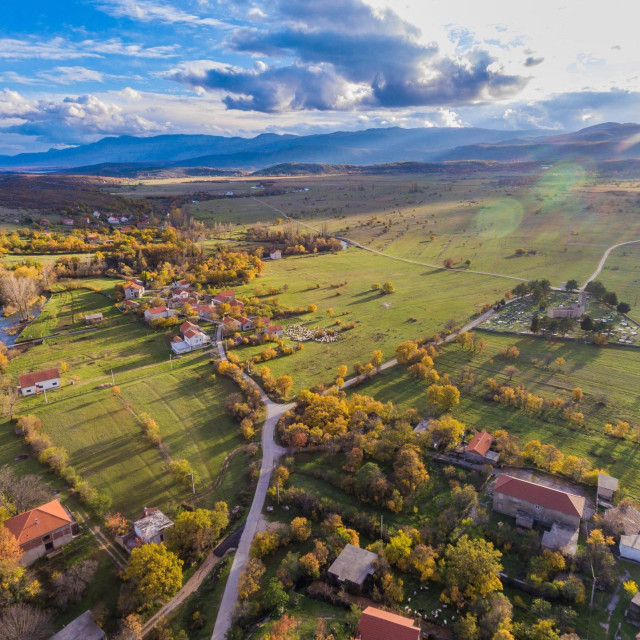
[{"xmin": 1, "ymin": 122, "xmax": 640, "ymax": 173}]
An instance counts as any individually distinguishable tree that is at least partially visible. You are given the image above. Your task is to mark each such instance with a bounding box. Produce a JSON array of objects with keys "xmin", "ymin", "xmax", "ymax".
[
  {"xmin": 572, "ymin": 387, "xmax": 583, "ymax": 402},
  {"xmin": 426, "ymin": 384, "xmax": 460, "ymax": 412},
  {"xmin": 580, "ymin": 315, "xmax": 593, "ymax": 332},
  {"xmin": 266, "ymin": 615, "xmax": 298, "ymax": 640},
  {"xmin": 51, "ymin": 559, "xmax": 97, "ymax": 609},
  {"xmin": 579, "ymin": 529, "xmax": 615, "ymax": 588},
  {"xmin": 290, "ymin": 517, "xmax": 311, "ymax": 542},
  {"xmin": 275, "ymin": 375, "xmax": 293, "ymax": 399},
  {"xmin": 123, "ymin": 544, "xmax": 183, "ymax": 608},
  {"xmin": 453, "ymin": 613, "xmax": 480, "ymax": 640},
  {"xmin": 443, "ymin": 535, "xmax": 503, "ymax": 604},
  {"xmin": 336, "ymin": 365, "xmax": 348, "ymax": 379},
  {"xmin": 0, "ymin": 274, "xmax": 40, "ymax": 321},
  {"xmin": 565, "ymin": 279, "xmax": 579, "ymax": 292},
  {"xmin": 503, "ymin": 366, "xmax": 519, "ymax": 381},
  {"xmin": 617, "ymin": 301, "xmax": 631, "ymax": 314},
  {"xmin": 262, "ymin": 577, "xmax": 289, "ymax": 615},
  {"xmin": 393, "ymin": 445, "xmax": 428, "ymax": 495},
  {"xmin": 166, "ymin": 504, "xmax": 229, "ymax": 562},
  {"xmin": 237, "ymin": 557, "xmax": 265, "ymax": 599},
  {"xmin": 603, "ymin": 291, "xmax": 618, "ymax": 307},
  {"xmin": 0, "ymin": 604, "xmax": 54, "ymax": 640},
  {"xmin": 381, "ymin": 281, "xmax": 395, "ymax": 294},
  {"xmin": 530, "ymin": 314, "xmax": 540, "ymax": 333},
  {"xmin": 299, "ymin": 552, "xmax": 320, "ymax": 578},
  {"xmin": 0, "ymin": 466, "xmax": 51, "ymax": 515},
  {"xmin": 426, "ymin": 415, "xmax": 465, "ymax": 451},
  {"xmin": 370, "ymin": 350, "xmax": 383, "ymax": 369},
  {"xmin": 114, "ymin": 614, "xmax": 143, "ymax": 640},
  {"xmin": 530, "ymin": 619, "xmax": 560, "ymax": 640}
]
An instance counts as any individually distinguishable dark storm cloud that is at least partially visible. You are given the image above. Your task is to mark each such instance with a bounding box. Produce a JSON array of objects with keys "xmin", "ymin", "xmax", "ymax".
[
  {"xmin": 169, "ymin": 0, "xmax": 527, "ymax": 112},
  {"xmin": 524, "ymin": 55, "xmax": 544, "ymax": 67}
]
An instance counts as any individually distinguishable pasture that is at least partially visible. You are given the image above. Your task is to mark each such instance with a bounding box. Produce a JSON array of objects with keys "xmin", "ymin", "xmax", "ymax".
[{"xmin": 351, "ymin": 332, "xmax": 640, "ymax": 496}]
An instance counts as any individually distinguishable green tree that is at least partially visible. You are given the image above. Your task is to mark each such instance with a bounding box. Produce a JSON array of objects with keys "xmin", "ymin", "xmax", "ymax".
[
  {"xmin": 443, "ymin": 535, "xmax": 502, "ymax": 605},
  {"xmin": 426, "ymin": 384, "xmax": 460, "ymax": 412},
  {"xmin": 262, "ymin": 577, "xmax": 289, "ymax": 615},
  {"xmin": 123, "ymin": 544, "xmax": 183, "ymax": 608},
  {"xmin": 565, "ymin": 279, "xmax": 579, "ymax": 292},
  {"xmin": 381, "ymin": 281, "xmax": 395, "ymax": 294},
  {"xmin": 166, "ymin": 504, "xmax": 229, "ymax": 562}
]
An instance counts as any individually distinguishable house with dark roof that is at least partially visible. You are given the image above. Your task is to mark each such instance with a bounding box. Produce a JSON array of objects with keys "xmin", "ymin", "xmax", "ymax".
[
  {"xmin": 356, "ymin": 606, "xmax": 420, "ymax": 640},
  {"xmin": 493, "ymin": 474, "xmax": 585, "ymax": 529},
  {"xmin": 3, "ymin": 499, "xmax": 76, "ymax": 565},
  {"xmin": 48, "ymin": 610, "xmax": 105, "ymax": 640},
  {"xmin": 18, "ymin": 368, "xmax": 60, "ymax": 397},
  {"xmin": 605, "ymin": 504, "xmax": 640, "ymax": 537},
  {"xmin": 464, "ymin": 431, "xmax": 499, "ymax": 464},
  {"xmin": 327, "ymin": 543, "xmax": 377, "ymax": 593}
]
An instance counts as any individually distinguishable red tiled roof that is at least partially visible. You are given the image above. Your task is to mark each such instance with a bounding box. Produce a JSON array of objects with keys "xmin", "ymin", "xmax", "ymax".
[
  {"xmin": 18, "ymin": 368, "xmax": 60, "ymax": 389},
  {"xmin": 267, "ymin": 324, "xmax": 283, "ymax": 332},
  {"xmin": 146, "ymin": 305, "xmax": 167, "ymax": 314},
  {"xmin": 494, "ymin": 474, "xmax": 585, "ymax": 518},
  {"xmin": 4, "ymin": 500, "xmax": 72, "ymax": 546},
  {"xmin": 180, "ymin": 321, "xmax": 198, "ymax": 332},
  {"xmin": 229, "ymin": 299, "xmax": 244, "ymax": 307},
  {"xmin": 218, "ymin": 290, "xmax": 234, "ymax": 297},
  {"xmin": 466, "ymin": 431, "xmax": 493, "ymax": 456},
  {"xmin": 125, "ymin": 282, "xmax": 144, "ymax": 290},
  {"xmin": 223, "ymin": 317, "xmax": 239, "ymax": 325},
  {"xmin": 356, "ymin": 607, "xmax": 420, "ymax": 640}
]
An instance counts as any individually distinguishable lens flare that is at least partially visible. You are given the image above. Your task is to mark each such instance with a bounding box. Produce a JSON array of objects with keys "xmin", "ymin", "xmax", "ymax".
[{"xmin": 472, "ymin": 198, "xmax": 524, "ymax": 238}]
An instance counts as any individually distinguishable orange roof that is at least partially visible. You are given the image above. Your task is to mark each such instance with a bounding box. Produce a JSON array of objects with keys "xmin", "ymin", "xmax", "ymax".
[
  {"xmin": 356, "ymin": 607, "xmax": 420, "ymax": 640},
  {"xmin": 267, "ymin": 324, "xmax": 283, "ymax": 332},
  {"xmin": 466, "ymin": 431, "xmax": 493, "ymax": 456},
  {"xmin": 223, "ymin": 316, "xmax": 239, "ymax": 325},
  {"xmin": 494, "ymin": 474, "xmax": 585, "ymax": 518},
  {"xmin": 146, "ymin": 305, "xmax": 167, "ymax": 314},
  {"xmin": 184, "ymin": 329, "xmax": 201, "ymax": 339},
  {"xmin": 18, "ymin": 368, "xmax": 59, "ymax": 389},
  {"xmin": 180, "ymin": 321, "xmax": 198, "ymax": 332},
  {"xmin": 4, "ymin": 500, "xmax": 72, "ymax": 546},
  {"xmin": 125, "ymin": 282, "xmax": 144, "ymax": 290},
  {"xmin": 218, "ymin": 290, "xmax": 234, "ymax": 296}
]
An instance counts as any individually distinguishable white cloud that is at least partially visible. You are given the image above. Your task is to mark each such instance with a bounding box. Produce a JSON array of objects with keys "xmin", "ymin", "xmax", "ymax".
[
  {"xmin": 119, "ymin": 87, "xmax": 143, "ymax": 101},
  {"xmin": 38, "ymin": 67, "xmax": 105, "ymax": 85},
  {"xmin": 96, "ymin": 0, "xmax": 227, "ymax": 27}
]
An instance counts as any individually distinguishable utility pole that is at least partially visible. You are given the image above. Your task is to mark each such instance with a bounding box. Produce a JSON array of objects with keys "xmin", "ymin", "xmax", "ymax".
[
  {"xmin": 187, "ymin": 472, "xmax": 195, "ymax": 495},
  {"xmin": 111, "ymin": 369, "xmax": 115, "ymax": 385}
]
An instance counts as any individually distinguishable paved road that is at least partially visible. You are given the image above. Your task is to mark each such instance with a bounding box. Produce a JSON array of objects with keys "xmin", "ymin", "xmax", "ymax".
[
  {"xmin": 250, "ymin": 196, "xmax": 529, "ymax": 283},
  {"xmin": 341, "ymin": 303, "xmax": 500, "ymax": 389},
  {"xmin": 581, "ymin": 239, "xmax": 640, "ymax": 291},
  {"xmin": 211, "ymin": 327, "xmax": 294, "ymax": 640}
]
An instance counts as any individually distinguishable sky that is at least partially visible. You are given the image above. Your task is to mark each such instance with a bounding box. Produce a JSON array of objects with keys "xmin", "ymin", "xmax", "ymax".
[{"xmin": 1, "ymin": 0, "xmax": 639, "ymax": 155}]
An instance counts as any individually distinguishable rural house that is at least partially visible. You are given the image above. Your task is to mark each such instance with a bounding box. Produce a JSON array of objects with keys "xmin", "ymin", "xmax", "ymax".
[
  {"xmin": 620, "ymin": 535, "xmax": 640, "ymax": 562},
  {"xmin": 269, "ymin": 249, "xmax": 282, "ymax": 260},
  {"xmin": 238, "ymin": 316, "xmax": 255, "ymax": 331},
  {"xmin": 327, "ymin": 543, "xmax": 377, "ymax": 593},
  {"xmin": 121, "ymin": 299, "xmax": 140, "ymax": 311},
  {"xmin": 84, "ymin": 312, "xmax": 104, "ymax": 325},
  {"xmin": 124, "ymin": 282, "xmax": 145, "ymax": 299},
  {"xmin": 464, "ymin": 431, "xmax": 499, "ymax": 464},
  {"xmin": 598, "ymin": 473, "xmax": 619, "ymax": 501},
  {"xmin": 265, "ymin": 324, "xmax": 284, "ymax": 339},
  {"xmin": 18, "ymin": 368, "xmax": 60, "ymax": 397},
  {"xmin": 605, "ymin": 504, "xmax": 640, "ymax": 536},
  {"xmin": 212, "ymin": 290, "xmax": 235, "ymax": 305},
  {"xmin": 133, "ymin": 507, "xmax": 174, "ymax": 544},
  {"xmin": 492, "ymin": 474, "xmax": 585, "ymax": 529},
  {"xmin": 222, "ymin": 316, "xmax": 242, "ymax": 334},
  {"xmin": 355, "ymin": 606, "xmax": 420, "ymax": 640},
  {"xmin": 171, "ymin": 321, "xmax": 210, "ymax": 354},
  {"xmin": 195, "ymin": 305, "xmax": 217, "ymax": 322},
  {"xmin": 229, "ymin": 299, "xmax": 245, "ymax": 311},
  {"xmin": 144, "ymin": 306, "xmax": 176, "ymax": 322},
  {"xmin": 48, "ymin": 610, "xmax": 106, "ymax": 640},
  {"xmin": 3, "ymin": 499, "xmax": 76, "ymax": 565}
]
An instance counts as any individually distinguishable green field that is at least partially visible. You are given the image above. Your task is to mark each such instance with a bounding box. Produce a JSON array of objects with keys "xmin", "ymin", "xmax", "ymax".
[
  {"xmin": 2, "ymin": 252, "xmax": 92, "ymax": 267},
  {"xmin": 231, "ymin": 248, "xmax": 508, "ymax": 392},
  {"xmin": 598, "ymin": 243, "xmax": 640, "ymax": 322},
  {"xmin": 351, "ymin": 331, "xmax": 640, "ymax": 495}
]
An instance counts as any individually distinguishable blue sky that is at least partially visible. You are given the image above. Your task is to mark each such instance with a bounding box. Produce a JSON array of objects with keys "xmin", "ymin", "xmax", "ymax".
[{"xmin": 1, "ymin": 0, "xmax": 639, "ymax": 154}]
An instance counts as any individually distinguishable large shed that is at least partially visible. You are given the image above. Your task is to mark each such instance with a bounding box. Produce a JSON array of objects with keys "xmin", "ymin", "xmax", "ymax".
[{"xmin": 328, "ymin": 543, "xmax": 377, "ymax": 592}]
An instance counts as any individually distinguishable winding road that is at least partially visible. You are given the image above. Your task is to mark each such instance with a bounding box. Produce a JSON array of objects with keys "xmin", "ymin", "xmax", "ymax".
[
  {"xmin": 581, "ymin": 239, "xmax": 640, "ymax": 291},
  {"xmin": 211, "ymin": 326, "xmax": 294, "ymax": 640}
]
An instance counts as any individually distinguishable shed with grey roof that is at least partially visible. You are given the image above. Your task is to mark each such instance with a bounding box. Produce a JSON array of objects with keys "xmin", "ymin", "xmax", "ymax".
[
  {"xmin": 48, "ymin": 611, "xmax": 105, "ymax": 640},
  {"xmin": 327, "ymin": 543, "xmax": 377, "ymax": 593},
  {"xmin": 598, "ymin": 473, "xmax": 619, "ymax": 501}
]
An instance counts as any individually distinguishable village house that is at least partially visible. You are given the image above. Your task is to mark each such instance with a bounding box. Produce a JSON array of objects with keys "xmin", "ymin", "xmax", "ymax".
[
  {"xmin": 194, "ymin": 304, "xmax": 217, "ymax": 322},
  {"xmin": 620, "ymin": 535, "xmax": 640, "ymax": 563},
  {"xmin": 18, "ymin": 368, "xmax": 60, "ymax": 397},
  {"xmin": 124, "ymin": 282, "xmax": 145, "ymax": 299},
  {"xmin": 212, "ymin": 290, "xmax": 235, "ymax": 305},
  {"xmin": 3, "ymin": 499, "xmax": 76, "ymax": 565},
  {"xmin": 605, "ymin": 504, "xmax": 640, "ymax": 536},
  {"xmin": 547, "ymin": 291, "xmax": 587, "ymax": 319},
  {"xmin": 626, "ymin": 592, "xmax": 640, "ymax": 627},
  {"xmin": 171, "ymin": 321, "xmax": 210, "ymax": 354},
  {"xmin": 269, "ymin": 249, "xmax": 282, "ymax": 260},
  {"xmin": 355, "ymin": 607, "xmax": 421, "ymax": 640},
  {"xmin": 48, "ymin": 610, "xmax": 106, "ymax": 640},
  {"xmin": 492, "ymin": 474, "xmax": 585, "ymax": 529},
  {"xmin": 144, "ymin": 306, "xmax": 176, "ymax": 322},
  {"xmin": 171, "ymin": 288, "xmax": 191, "ymax": 302},
  {"xmin": 238, "ymin": 316, "xmax": 255, "ymax": 331},
  {"xmin": 121, "ymin": 299, "xmax": 140, "ymax": 311},
  {"xmin": 83, "ymin": 312, "xmax": 104, "ymax": 325},
  {"xmin": 328, "ymin": 543, "xmax": 377, "ymax": 593},
  {"xmin": 464, "ymin": 431, "xmax": 499, "ymax": 465},
  {"xmin": 171, "ymin": 279, "xmax": 191, "ymax": 289},
  {"xmin": 229, "ymin": 299, "xmax": 245, "ymax": 311},
  {"xmin": 541, "ymin": 522, "xmax": 580, "ymax": 556},
  {"xmin": 61, "ymin": 219, "xmax": 74, "ymax": 226},
  {"xmin": 222, "ymin": 316, "xmax": 242, "ymax": 335},
  {"xmin": 107, "ymin": 215, "xmax": 121, "ymax": 225},
  {"xmin": 134, "ymin": 507, "xmax": 174, "ymax": 544},
  {"xmin": 265, "ymin": 324, "xmax": 284, "ymax": 339},
  {"xmin": 598, "ymin": 473, "xmax": 619, "ymax": 502},
  {"xmin": 85, "ymin": 234, "xmax": 100, "ymax": 245}
]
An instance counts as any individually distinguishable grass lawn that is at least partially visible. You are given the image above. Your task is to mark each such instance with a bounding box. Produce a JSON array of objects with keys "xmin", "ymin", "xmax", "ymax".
[
  {"xmin": 2, "ymin": 252, "xmax": 91, "ymax": 267},
  {"xmin": 232, "ymin": 249, "xmax": 508, "ymax": 393},
  {"xmin": 598, "ymin": 243, "xmax": 640, "ymax": 323},
  {"xmin": 350, "ymin": 332, "xmax": 640, "ymax": 496}
]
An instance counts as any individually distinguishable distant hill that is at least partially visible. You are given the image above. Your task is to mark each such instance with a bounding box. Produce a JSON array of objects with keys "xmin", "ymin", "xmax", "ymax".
[
  {"xmin": 0, "ymin": 127, "xmax": 549, "ymax": 172},
  {"xmin": 436, "ymin": 122, "xmax": 640, "ymax": 163}
]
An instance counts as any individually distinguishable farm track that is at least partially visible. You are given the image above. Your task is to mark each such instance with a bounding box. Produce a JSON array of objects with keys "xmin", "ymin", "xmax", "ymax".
[{"xmin": 581, "ymin": 239, "xmax": 640, "ymax": 290}]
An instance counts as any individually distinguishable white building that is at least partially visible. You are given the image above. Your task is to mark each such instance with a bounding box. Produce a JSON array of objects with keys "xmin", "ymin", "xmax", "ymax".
[
  {"xmin": 270, "ymin": 250, "xmax": 282, "ymax": 260},
  {"xmin": 133, "ymin": 507, "xmax": 174, "ymax": 545},
  {"xmin": 620, "ymin": 534, "xmax": 640, "ymax": 562},
  {"xmin": 171, "ymin": 321, "xmax": 210, "ymax": 354},
  {"xmin": 144, "ymin": 306, "xmax": 176, "ymax": 322},
  {"xmin": 18, "ymin": 368, "xmax": 61, "ymax": 396},
  {"xmin": 124, "ymin": 282, "xmax": 145, "ymax": 299}
]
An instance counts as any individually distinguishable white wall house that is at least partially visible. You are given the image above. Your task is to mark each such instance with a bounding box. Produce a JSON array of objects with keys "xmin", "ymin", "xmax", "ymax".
[
  {"xmin": 144, "ymin": 306, "xmax": 176, "ymax": 322},
  {"xmin": 124, "ymin": 282, "xmax": 145, "ymax": 299},
  {"xmin": 620, "ymin": 535, "xmax": 640, "ymax": 562},
  {"xmin": 18, "ymin": 368, "xmax": 61, "ymax": 396}
]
